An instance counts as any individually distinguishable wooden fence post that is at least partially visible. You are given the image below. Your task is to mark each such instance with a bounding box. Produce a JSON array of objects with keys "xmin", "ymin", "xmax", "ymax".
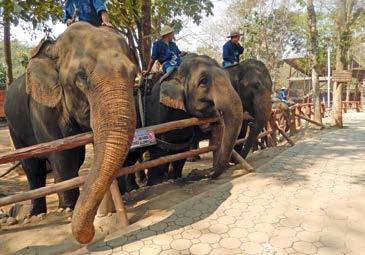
[
  {"xmin": 110, "ymin": 180, "xmax": 129, "ymax": 227},
  {"xmin": 295, "ymin": 105, "xmax": 301, "ymax": 128},
  {"xmin": 289, "ymin": 108, "xmax": 297, "ymax": 135}
]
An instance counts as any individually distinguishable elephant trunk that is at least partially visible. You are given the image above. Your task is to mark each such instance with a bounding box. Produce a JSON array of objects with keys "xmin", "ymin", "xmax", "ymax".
[
  {"xmin": 210, "ymin": 78, "xmax": 243, "ymax": 178},
  {"xmin": 241, "ymin": 91, "xmax": 271, "ymax": 158},
  {"xmin": 72, "ymin": 78, "xmax": 136, "ymax": 244}
]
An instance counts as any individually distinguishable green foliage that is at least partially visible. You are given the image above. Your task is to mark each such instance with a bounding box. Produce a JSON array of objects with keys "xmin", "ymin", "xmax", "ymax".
[
  {"xmin": 0, "ymin": 40, "xmax": 31, "ymax": 79},
  {"xmin": 0, "ymin": 0, "xmax": 63, "ymax": 29},
  {"xmin": 0, "ymin": 64, "xmax": 6, "ymax": 90},
  {"xmin": 108, "ymin": 0, "xmax": 213, "ymax": 36}
]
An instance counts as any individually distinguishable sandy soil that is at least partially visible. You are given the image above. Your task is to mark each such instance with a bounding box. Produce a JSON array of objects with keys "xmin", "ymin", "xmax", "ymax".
[{"xmin": 0, "ymin": 122, "xmax": 324, "ymax": 255}]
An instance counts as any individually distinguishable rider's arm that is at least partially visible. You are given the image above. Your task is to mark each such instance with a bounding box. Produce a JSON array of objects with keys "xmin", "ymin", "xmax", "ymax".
[
  {"xmin": 142, "ymin": 58, "xmax": 156, "ymax": 76},
  {"xmin": 93, "ymin": 0, "xmax": 113, "ymax": 27}
]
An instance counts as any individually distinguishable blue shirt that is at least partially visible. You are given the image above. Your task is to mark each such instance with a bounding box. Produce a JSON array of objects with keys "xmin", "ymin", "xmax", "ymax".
[
  {"xmin": 223, "ymin": 41, "xmax": 244, "ymax": 64},
  {"xmin": 151, "ymin": 40, "xmax": 182, "ymax": 72},
  {"xmin": 64, "ymin": 0, "xmax": 106, "ymax": 26},
  {"xmin": 279, "ymin": 90, "xmax": 287, "ymax": 101}
]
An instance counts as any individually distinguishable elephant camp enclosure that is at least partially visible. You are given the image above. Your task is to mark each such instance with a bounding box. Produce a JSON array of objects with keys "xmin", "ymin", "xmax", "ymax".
[{"xmin": 0, "ymin": 102, "xmax": 362, "ymax": 253}]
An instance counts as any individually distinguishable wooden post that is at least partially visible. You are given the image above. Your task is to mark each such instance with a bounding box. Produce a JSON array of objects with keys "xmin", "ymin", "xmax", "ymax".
[
  {"xmin": 295, "ymin": 105, "xmax": 301, "ymax": 127},
  {"xmin": 231, "ymin": 150, "xmax": 254, "ymax": 171},
  {"xmin": 289, "ymin": 108, "xmax": 296, "ymax": 135},
  {"xmin": 110, "ymin": 180, "xmax": 129, "ymax": 227},
  {"xmin": 343, "ymin": 102, "xmax": 347, "ymax": 113},
  {"xmin": 356, "ymin": 101, "xmax": 360, "ymax": 112}
]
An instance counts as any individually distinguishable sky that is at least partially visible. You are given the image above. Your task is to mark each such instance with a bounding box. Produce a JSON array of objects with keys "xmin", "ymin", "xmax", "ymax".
[{"xmin": 10, "ymin": 0, "xmax": 229, "ymax": 51}]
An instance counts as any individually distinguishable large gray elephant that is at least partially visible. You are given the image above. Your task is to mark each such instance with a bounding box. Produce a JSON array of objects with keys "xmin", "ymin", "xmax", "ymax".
[
  {"xmin": 140, "ymin": 54, "xmax": 244, "ymax": 184},
  {"xmin": 226, "ymin": 59, "xmax": 273, "ymax": 158},
  {"xmin": 5, "ymin": 22, "xmax": 137, "ymax": 243}
]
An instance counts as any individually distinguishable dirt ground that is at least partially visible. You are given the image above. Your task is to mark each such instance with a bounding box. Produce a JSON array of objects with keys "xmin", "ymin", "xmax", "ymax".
[{"xmin": 0, "ymin": 123, "xmax": 323, "ymax": 255}]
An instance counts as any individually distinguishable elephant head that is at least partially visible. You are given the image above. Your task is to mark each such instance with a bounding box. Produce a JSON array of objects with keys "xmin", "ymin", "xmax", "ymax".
[
  {"xmin": 26, "ymin": 22, "xmax": 137, "ymax": 243},
  {"xmin": 161, "ymin": 54, "xmax": 243, "ymax": 177}
]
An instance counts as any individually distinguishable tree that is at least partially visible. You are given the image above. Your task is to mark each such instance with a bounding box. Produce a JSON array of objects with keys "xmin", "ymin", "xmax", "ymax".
[
  {"xmin": 306, "ymin": 0, "xmax": 322, "ymax": 123},
  {"xmin": 331, "ymin": 0, "xmax": 363, "ymax": 127},
  {"xmin": 0, "ymin": 0, "xmax": 63, "ymax": 88},
  {"xmin": 108, "ymin": 0, "xmax": 214, "ymax": 69}
]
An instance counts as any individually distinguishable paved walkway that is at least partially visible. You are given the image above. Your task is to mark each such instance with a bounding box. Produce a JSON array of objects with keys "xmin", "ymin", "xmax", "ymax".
[{"xmin": 75, "ymin": 112, "xmax": 365, "ymax": 255}]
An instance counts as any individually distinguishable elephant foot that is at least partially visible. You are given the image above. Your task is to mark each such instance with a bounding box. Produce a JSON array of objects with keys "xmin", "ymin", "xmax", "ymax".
[
  {"xmin": 147, "ymin": 178, "xmax": 164, "ymax": 186},
  {"xmin": 208, "ymin": 167, "xmax": 225, "ymax": 179},
  {"xmin": 29, "ymin": 203, "xmax": 47, "ymax": 216},
  {"xmin": 126, "ymin": 182, "xmax": 139, "ymax": 193},
  {"xmin": 187, "ymin": 155, "xmax": 201, "ymax": 162}
]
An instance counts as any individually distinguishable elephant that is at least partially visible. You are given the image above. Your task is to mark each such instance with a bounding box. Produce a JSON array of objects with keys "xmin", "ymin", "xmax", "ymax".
[
  {"xmin": 225, "ymin": 59, "xmax": 273, "ymax": 158},
  {"xmin": 4, "ymin": 22, "xmax": 137, "ymax": 244},
  {"xmin": 127, "ymin": 54, "xmax": 243, "ymax": 186}
]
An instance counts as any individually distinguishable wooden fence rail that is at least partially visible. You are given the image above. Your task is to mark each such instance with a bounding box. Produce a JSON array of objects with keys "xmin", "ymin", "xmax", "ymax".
[{"xmin": 1, "ymin": 101, "xmax": 360, "ymax": 229}]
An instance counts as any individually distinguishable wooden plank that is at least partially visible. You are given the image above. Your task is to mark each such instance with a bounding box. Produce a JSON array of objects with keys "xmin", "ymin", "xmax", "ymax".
[
  {"xmin": 231, "ymin": 150, "xmax": 254, "ymax": 171},
  {"xmin": 110, "ymin": 180, "xmax": 129, "ymax": 227},
  {"xmin": 274, "ymin": 121, "xmax": 295, "ymax": 146},
  {"xmin": 294, "ymin": 113, "xmax": 325, "ymax": 129},
  {"xmin": 0, "ymin": 117, "xmax": 220, "ymax": 165},
  {"xmin": 0, "ymin": 145, "xmax": 218, "ymax": 207}
]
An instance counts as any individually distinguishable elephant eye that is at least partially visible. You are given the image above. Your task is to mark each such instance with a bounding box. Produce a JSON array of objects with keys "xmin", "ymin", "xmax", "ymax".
[
  {"xmin": 76, "ymin": 71, "xmax": 87, "ymax": 81},
  {"xmin": 199, "ymin": 76, "xmax": 209, "ymax": 87},
  {"xmin": 75, "ymin": 70, "xmax": 89, "ymax": 88}
]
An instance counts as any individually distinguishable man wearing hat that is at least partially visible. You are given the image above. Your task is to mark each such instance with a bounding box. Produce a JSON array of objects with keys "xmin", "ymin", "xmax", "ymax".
[
  {"xmin": 222, "ymin": 30, "xmax": 244, "ymax": 67},
  {"xmin": 142, "ymin": 26, "xmax": 183, "ymax": 76},
  {"xmin": 278, "ymin": 87, "xmax": 288, "ymax": 103}
]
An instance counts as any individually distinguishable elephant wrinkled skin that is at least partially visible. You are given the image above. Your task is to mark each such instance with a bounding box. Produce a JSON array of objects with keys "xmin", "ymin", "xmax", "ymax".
[{"xmin": 5, "ymin": 22, "xmax": 137, "ymax": 244}]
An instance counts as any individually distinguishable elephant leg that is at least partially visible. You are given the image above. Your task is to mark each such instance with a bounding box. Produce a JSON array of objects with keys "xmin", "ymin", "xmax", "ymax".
[
  {"xmin": 187, "ymin": 140, "xmax": 201, "ymax": 162},
  {"xmin": 118, "ymin": 173, "xmax": 139, "ymax": 194},
  {"xmin": 9, "ymin": 129, "xmax": 47, "ymax": 215},
  {"xmin": 49, "ymin": 148, "xmax": 84, "ymax": 210},
  {"xmin": 171, "ymin": 158, "xmax": 186, "ymax": 179},
  {"xmin": 22, "ymin": 158, "xmax": 48, "ymax": 215},
  {"xmin": 147, "ymin": 148, "xmax": 169, "ymax": 186},
  {"xmin": 121, "ymin": 151, "xmax": 142, "ymax": 193}
]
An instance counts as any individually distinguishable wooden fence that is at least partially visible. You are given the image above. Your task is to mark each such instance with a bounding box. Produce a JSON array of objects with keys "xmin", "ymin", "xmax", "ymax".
[{"xmin": 0, "ymin": 101, "xmax": 361, "ymax": 227}]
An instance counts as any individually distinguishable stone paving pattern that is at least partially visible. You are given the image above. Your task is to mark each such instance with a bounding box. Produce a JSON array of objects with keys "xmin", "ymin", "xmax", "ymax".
[{"xmin": 75, "ymin": 112, "xmax": 365, "ymax": 255}]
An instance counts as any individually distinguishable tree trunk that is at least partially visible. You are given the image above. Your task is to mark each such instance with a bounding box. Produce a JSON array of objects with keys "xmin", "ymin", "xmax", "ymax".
[
  {"xmin": 331, "ymin": 0, "xmax": 354, "ymax": 127},
  {"xmin": 140, "ymin": 0, "xmax": 152, "ymax": 69},
  {"xmin": 3, "ymin": 10, "xmax": 13, "ymax": 88},
  {"xmin": 307, "ymin": 0, "xmax": 322, "ymax": 124}
]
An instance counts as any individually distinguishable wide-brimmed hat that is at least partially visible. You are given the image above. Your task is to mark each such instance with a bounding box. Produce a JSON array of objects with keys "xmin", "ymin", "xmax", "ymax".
[
  {"xmin": 227, "ymin": 30, "xmax": 244, "ymax": 38},
  {"xmin": 160, "ymin": 26, "xmax": 174, "ymax": 37},
  {"xmin": 281, "ymin": 87, "xmax": 286, "ymax": 90}
]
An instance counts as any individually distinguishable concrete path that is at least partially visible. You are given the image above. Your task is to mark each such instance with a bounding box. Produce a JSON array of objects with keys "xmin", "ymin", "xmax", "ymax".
[{"xmin": 75, "ymin": 112, "xmax": 365, "ymax": 255}]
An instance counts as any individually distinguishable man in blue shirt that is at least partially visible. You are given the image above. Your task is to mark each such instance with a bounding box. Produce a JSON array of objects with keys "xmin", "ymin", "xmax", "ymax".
[
  {"xmin": 64, "ymin": 0, "xmax": 112, "ymax": 27},
  {"xmin": 278, "ymin": 87, "xmax": 288, "ymax": 103},
  {"xmin": 142, "ymin": 26, "xmax": 183, "ymax": 76},
  {"xmin": 222, "ymin": 31, "xmax": 244, "ymax": 67}
]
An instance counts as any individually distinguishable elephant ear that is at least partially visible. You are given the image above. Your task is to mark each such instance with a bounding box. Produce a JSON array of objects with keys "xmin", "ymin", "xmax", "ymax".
[
  {"xmin": 26, "ymin": 39, "xmax": 61, "ymax": 108},
  {"xmin": 160, "ymin": 79, "xmax": 186, "ymax": 112}
]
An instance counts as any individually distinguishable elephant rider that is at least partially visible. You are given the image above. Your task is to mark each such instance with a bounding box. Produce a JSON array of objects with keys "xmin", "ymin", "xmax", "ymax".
[
  {"xmin": 222, "ymin": 30, "xmax": 244, "ymax": 67},
  {"xmin": 279, "ymin": 87, "xmax": 288, "ymax": 104},
  {"xmin": 142, "ymin": 26, "xmax": 183, "ymax": 77},
  {"xmin": 64, "ymin": 0, "xmax": 113, "ymax": 27}
]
